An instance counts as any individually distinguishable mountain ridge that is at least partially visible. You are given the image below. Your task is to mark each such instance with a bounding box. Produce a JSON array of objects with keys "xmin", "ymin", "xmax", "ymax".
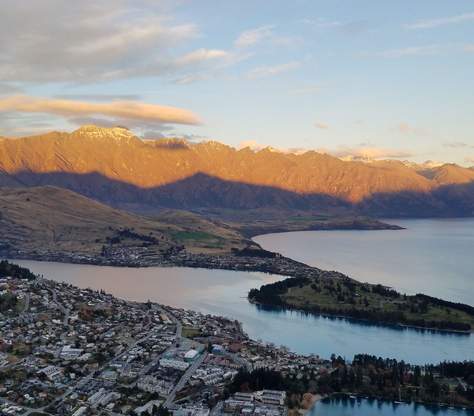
[{"xmin": 1, "ymin": 126, "xmax": 473, "ymax": 216}]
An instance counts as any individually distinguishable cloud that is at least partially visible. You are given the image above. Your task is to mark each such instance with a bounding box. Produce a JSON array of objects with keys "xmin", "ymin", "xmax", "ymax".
[
  {"xmin": 238, "ymin": 140, "xmax": 307, "ymax": 154},
  {"xmin": 175, "ymin": 48, "xmax": 229, "ymax": 66},
  {"xmin": 302, "ymin": 18, "xmax": 369, "ymax": 35},
  {"xmin": 0, "ymin": 95, "xmax": 201, "ymax": 126},
  {"xmin": 237, "ymin": 141, "xmax": 412, "ymax": 160},
  {"xmin": 465, "ymin": 44, "xmax": 474, "ymax": 53},
  {"xmin": 247, "ymin": 61, "xmax": 301, "ymax": 79},
  {"xmin": 330, "ymin": 146, "xmax": 413, "ymax": 161},
  {"xmin": 301, "ymin": 18, "xmax": 343, "ymax": 29},
  {"xmin": 396, "ymin": 122, "xmax": 427, "ymax": 135},
  {"xmin": 290, "ymin": 85, "xmax": 321, "ymax": 95},
  {"xmin": 0, "ymin": 1, "xmax": 235, "ymax": 84},
  {"xmin": 0, "ymin": 83, "xmax": 23, "ymax": 95},
  {"xmin": 379, "ymin": 45, "xmax": 442, "ymax": 58},
  {"xmin": 314, "ymin": 122, "xmax": 329, "ymax": 129},
  {"xmin": 54, "ymin": 94, "xmax": 142, "ymax": 102},
  {"xmin": 444, "ymin": 142, "xmax": 474, "ymax": 149},
  {"xmin": 405, "ymin": 12, "xmax": 474, "ymax": 30},
  {"xmin": 465, "ymin": 156, "xmax": 474, "ymax": 164},
  {"xmin": 376, "ymin": 43, "xmax": 474, "ymax": 59},
  {"xmin": 235, "ymin": 25, "xmax": 274, "ymax": 48}
]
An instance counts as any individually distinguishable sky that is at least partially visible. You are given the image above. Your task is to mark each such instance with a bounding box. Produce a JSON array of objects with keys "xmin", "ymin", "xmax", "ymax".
[{"xmin": 0, "ymin": 0, "xmax": 473, "ymax": 165}]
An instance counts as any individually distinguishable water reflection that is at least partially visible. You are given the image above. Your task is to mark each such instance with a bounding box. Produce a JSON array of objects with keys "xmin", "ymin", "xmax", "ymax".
[
  {"xmin": 310, "ymin": 395, "xmax": 474, "ymax": 416},
  {"xmin": 253, "ymin": 304, "xmax": 471, "ymax": 336},
  {"xmin": 14, "ymin": 260, "xmax": 474, "ymax": 365}
]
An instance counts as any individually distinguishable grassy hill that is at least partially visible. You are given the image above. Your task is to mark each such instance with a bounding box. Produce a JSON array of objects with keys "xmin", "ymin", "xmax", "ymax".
[{"xmin": 0, "ymin": 186, "xmax": 255, "ymax": 260}]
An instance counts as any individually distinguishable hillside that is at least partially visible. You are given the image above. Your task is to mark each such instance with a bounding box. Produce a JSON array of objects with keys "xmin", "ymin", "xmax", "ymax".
[
  {"xmin": 0, "ymin": 186, "xmax": 256, "ymax": 262},
  {"xmin": 1, "ymin": 126, "xmax": 473, "ymax": 216}
]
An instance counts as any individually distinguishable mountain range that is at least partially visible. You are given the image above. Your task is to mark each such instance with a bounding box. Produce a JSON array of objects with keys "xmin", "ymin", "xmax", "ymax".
[{"xmin": 1, "ymin": 125, "xmax": 474, "ymax": 217}]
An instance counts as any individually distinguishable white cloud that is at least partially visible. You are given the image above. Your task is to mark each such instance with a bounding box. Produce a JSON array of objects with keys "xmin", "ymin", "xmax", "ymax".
[
  {"xmin": 235, "ymin": 25, "xmax": 274, "ymax": 48},
  {"xmin": 290, "ymin": 85, "xmax": 321, "ymax": 95},
  {"xmin": 238, "ymin": 140, "xmax": 307, "ymax": 154},
  {"xmin": 54, "ymin": 94, "xmax": 142, "ymax": 102},
  {"xmin": 247, "ymin": 62, "xmax": 301, "ymax": 79},
  {"xmin": 376, "ymin": 43, "xmax": 474, "ymax": 59},
  {"xmin": 465, "ymin": 44, "xmax": 474, "ymax": 52},
  {"xmin": 445, "ymin": 142, "xmax": 474, "ymax": 149},
  {"xmin": 301, "ymin": 18, "xmax": 343, "ymax": 29},
  {"xmin": 175, "ymin": 49, "xmax": 229, "ymax": 66},
  {"xmin": 0, "ymin": 95, "xmax": 201, "ymax": 126},
  {"xmin": 379, "ymin": 45, "xmax": 441, "ymax": 58},
  {"xmin": 0, "ymin": 1, "xmax": 235, "ymax": 84},
  {"xmin": 396, "ymin": 122, "xmax": 427, "ymax": 136},
  {"xmin": 236, "ymin": 141, "xmax": 412, "ymax": 161},
  {"xmin": 330, "ymin": 146, "xmax": 413, "ymax": 161},
  {"xmin": 405, "ymin": 12, "xmax": 474, "ymax": 30},
  {"xmin": 314, "ymin": 122, "xmax": 329, "ymax": 129},
  {"xmin": 0, "ymin": 83, "xmax": 23, "ymax": 95}
]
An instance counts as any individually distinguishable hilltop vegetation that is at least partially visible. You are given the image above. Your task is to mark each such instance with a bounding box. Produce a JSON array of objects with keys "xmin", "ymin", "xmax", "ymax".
[
  {"xmin": 249, "ymin": 276, "xmax": 474, "ymax": 332},
  {"xmin": 0, "ymin": 260, "xmax": 36, "ymax": 280}
]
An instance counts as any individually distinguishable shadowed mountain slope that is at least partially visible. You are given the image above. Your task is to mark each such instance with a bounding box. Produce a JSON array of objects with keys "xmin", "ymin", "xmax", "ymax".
[
  {"xmin": 1, "ymin": 126, "xmax": 473, "ymax": 216},
  {"xmin": 0, "ymin": 186, "xmax": 255, "ymax": 258}
]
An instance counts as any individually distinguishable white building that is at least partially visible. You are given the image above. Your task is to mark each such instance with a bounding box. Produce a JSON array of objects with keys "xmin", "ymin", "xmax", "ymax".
[
  {"xmin": 159, "ymin": 358, "xmax": 189, "ymax": 371},
  {"xmin": 184, "ymin": 349, "xmax": 199, "ymax": 362},
  {"xmin": 59, "ymin": 345, "xmax": 83, "ymax": 360},
  {"xmin": 37, "ymin": 365, "xmax": 63, "ymax": 381}
]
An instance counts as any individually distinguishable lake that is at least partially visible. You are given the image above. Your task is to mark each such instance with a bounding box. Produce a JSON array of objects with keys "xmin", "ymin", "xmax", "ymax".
[
  {"xmin": 12, "ymin": 218, "xmax": 474, "ymax": 416},
  {"xmin": 310, "ymin": 396, "xmax": 474, "ymax": 416},
  {"xmin": 15, "ymin": 223, "xmax": 474, "ymax": 365},
  {"xmin": 254, "ymin": 218, "xmax": 474, "ymax": 305}
]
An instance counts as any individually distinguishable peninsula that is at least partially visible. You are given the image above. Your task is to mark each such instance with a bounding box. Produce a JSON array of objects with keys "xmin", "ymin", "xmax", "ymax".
[{"xmin": 248, "ymin": 276, "xmax": 474, "ymax": 333}]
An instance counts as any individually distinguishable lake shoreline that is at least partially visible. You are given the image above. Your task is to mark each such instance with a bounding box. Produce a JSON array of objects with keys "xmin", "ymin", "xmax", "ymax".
[
  {"xmin": 311, "ymin": 393, "xmax": 474, "ymax": 413},
  {"xmin": 249, "ymin": 298, "xmax": 474, "ymax": 335},
  {"xmin": 5, "ymin": 231, "xmax": 474, "ymax": 335}
]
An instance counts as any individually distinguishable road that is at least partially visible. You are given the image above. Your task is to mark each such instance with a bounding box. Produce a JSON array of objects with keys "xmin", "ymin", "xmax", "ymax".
[
  {"xmin": 48, "ymin": 287, "xmax": 71, "ymax": 327},
  {"xmin": 163, "ymin": 351, "xmax": 208, "ymax": 408},
  {"xmin": 20, "ymin": 293, "xmax": 30, "ymax": 315},
  {"xmin": 4, "ymin": 302, "xmax": 191, "ymax": 413},
  {"xmin": 48, "ymin": 327, "xmax": 158, "ymax": 409}
]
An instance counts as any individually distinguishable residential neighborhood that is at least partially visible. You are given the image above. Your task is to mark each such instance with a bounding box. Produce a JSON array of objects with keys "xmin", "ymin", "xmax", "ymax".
[{"xmin": 0, "ymin": 275, "xmax": 331, "ymax": 416}]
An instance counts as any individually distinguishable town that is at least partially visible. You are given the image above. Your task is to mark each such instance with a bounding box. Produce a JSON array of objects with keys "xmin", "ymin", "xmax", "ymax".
[{"xmin": 0, "ymin": 272, "xmax": 332, "ymax": 416}]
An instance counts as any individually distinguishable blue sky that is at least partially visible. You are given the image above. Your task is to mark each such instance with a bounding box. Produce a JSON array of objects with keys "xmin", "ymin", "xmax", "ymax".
[{"xmin": 0, "ymin": 0, "xmax": 473, "ymax": 165}]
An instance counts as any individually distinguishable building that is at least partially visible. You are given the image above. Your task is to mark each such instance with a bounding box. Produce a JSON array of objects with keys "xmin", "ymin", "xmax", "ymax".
[
  {"xmin": 256, "ymin": 390, "xmax": 286, "ymax": 406},
  {"xmin": 184, "ymin": 349, "xmax": 199, "ymax": 362},
  {"xmin": 59, "ymin": 345, "xmax": 83, "ymax": 360},
  {"xmin": 37, "ymin": 365, "xmax": 63, "ymax": 381},
  {"xmin": 72, "ymin": 406, "xmax": 87, "ymax": 416},
  {"xmin": 137, "ymin": 375, "xmax": 173, "ymax": 395},
  {"xmin": 159, "ymin": 358, "xmax": 189, "ymax": 371}
]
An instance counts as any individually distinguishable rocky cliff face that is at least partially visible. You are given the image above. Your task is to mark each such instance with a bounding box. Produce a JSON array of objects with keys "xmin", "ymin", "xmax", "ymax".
[{"xmin": 1, "ymin": 126, "xmax": 473, "ymax": 216}]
